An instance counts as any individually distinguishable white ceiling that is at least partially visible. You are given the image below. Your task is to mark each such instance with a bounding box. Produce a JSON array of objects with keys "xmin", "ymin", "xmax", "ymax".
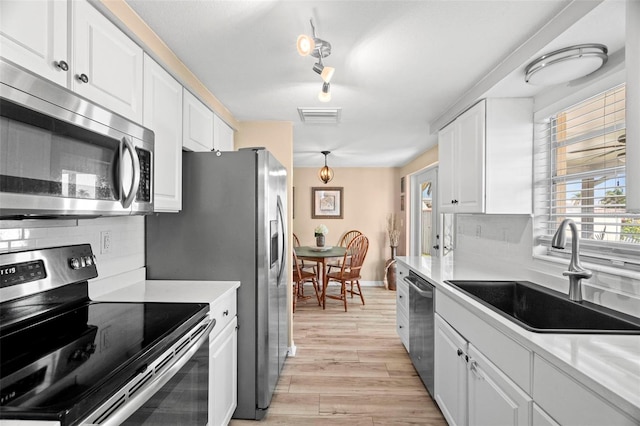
[{"xmin": 124, "ymin": 0, "xmax": 626, "ymax": 168}]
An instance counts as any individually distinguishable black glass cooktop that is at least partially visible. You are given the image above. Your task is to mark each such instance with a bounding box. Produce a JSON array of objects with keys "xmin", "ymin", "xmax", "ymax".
[{"xmin": 0, "ymin": 299, "xmax": 208, "ymax": 425}]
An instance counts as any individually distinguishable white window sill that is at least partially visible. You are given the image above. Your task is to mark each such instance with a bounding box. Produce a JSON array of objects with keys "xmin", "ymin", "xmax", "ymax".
[{"xmin": 533, "ymin": 253, "xmax": 640, "ymax": 281}]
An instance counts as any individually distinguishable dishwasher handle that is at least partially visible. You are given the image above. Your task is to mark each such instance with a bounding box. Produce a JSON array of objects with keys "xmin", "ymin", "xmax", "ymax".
[{"xmin": 404, "ymin": 276, "xmax": 434, "ymax": 299}]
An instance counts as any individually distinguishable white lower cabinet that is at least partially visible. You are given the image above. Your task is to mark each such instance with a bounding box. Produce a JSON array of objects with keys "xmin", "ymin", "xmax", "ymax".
[
  {"xmin": 435, "ymin": 314, "xmax": 531, "ymax": 426},
  {"xmin": 435, "ymin": 314, "xmax": 468, "ymax": 426},
  {"xmin": 396, "ymin": 262, "xmax": 410, "ymax": 351},
  {"xmin": 533, "ymin": 403, "xmax": 560, "ymax": 426},
  {"xmin": 209, "ymin": 316, "xmax": 238, "ymax": 426},
  {"xmin": 533, "ymin": 355, "xmax": 637, "ymax": 426}
]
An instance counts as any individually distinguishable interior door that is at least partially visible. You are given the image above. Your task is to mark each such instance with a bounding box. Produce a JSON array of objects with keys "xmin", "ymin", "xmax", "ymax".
[{"xmin": 410, "ymin": 167, "xmax": 439, "ymax": 257}]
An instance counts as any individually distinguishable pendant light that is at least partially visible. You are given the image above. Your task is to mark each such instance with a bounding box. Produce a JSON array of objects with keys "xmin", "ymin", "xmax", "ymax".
[{"xmin": 318, "ymin": 151, "xmax": 334, "ymax": 184}]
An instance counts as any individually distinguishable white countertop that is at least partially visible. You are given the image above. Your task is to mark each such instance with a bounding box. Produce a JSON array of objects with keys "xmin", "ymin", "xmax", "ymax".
[
  {"xmin": 92, "ymin": 279, "xmax": 240, "ymax": 306},
  {"xmin": 397, "ymin": 255, "xmax": 640, "ymax": 421}
]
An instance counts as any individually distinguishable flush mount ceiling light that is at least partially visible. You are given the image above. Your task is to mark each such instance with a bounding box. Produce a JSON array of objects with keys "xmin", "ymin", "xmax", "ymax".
[
  {"xmin": 298, "ymin": 19, "xmax": 335, "ymax": 100},
  {"xmin": 318, "ymin": 151, "xmax": 334, "ymax": 184},
  {"xmin": 524, "ymin": 44, "xmax": 608, "ymax": 86}
]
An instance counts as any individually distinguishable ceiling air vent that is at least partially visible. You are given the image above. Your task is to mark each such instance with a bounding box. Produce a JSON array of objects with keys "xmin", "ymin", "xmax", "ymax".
[{"xmin": 297, "ymin": 107, "xmax": 342, "ymax": 124}]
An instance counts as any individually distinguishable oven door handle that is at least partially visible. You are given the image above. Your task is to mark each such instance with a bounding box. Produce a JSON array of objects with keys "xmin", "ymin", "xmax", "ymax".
[
  {"xmin": 406, "ymin": 277, "xmax": 434, "ymax": 299},
  {"xmin": 90, "ymin": 318, "xmax": 216, "ymax": 426}
]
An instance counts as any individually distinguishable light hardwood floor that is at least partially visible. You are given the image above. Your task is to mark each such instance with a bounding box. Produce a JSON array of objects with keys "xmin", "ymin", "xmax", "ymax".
[{"xmin": 230, "ymin": 285, "xmax": 447, "ymax": 425}]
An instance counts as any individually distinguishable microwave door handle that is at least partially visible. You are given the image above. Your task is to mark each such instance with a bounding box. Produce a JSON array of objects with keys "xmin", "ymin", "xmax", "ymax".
[{"xmin": 121, "ymin": 136, "xmax": 141, "ymax": 209}]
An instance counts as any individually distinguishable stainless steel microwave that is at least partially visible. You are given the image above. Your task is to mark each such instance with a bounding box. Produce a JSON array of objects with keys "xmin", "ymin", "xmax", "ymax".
[{"xmin": 0, "ymin": 58, "xmax": 154, "ymax": 219}]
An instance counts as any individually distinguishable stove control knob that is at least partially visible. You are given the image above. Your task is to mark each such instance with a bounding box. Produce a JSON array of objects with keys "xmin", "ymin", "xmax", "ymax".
[
  {"xmin": 69, "ymin": 258, "xmax": 81, "ymax": 270},
  {"xmin": 84, "ymin": 255, "xmax": 93, "ymax": 266}
]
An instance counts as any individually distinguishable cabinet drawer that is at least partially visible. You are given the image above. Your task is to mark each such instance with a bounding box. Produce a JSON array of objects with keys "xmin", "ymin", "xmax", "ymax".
[
  {"xmin": 437, "ymin": 290, "xmax": 532, "ymax": 393},
  {"xmin": 396, "ymin": 277, "xmax": 409, "ymax": 314},
  {"xmin": 533, "ymin": 355, "xmax": 637, "ymax": 426},
  {"xmin": 397, "ymin": 310, "xmax": 409, "ymax": 351},
  {"xmin": 209, "ymin": 291, "xmax": 237, "ymax": 339}
]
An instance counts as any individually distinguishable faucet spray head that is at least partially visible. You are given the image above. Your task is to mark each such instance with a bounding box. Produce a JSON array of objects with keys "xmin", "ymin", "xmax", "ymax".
[{"xmin": 551, "ymin": 224, "xmax": 566, "ymax": 249}]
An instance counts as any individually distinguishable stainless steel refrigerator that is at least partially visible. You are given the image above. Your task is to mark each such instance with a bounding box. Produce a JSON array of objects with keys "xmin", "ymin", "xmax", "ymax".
[{"xmin": 145, "ymin": 148, "xmax": 288, "ymax": 420}]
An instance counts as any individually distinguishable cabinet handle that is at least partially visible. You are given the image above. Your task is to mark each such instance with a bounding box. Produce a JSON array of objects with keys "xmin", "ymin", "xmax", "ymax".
[
  {"xmin": 77, "ymin": 73, "xmax": 89, "ymax": 84},
  {"xmin": 399, "ymin": 294, "xmax": 403, "ymax": 299},
  {"xmin": 457, "ymin": 349, "xmax": 463, "ymax": 357},
  {"xmin": 469, "ymin": 360, "xmax": 485, "ymax": 380},
  {"xmin": 56, "ymin": 60, "xmax": 69, "ymax": 71},
  {"xmin": 399, "ymin": 325, "xmax": 403, "ymax": 329},
  {"xmin": 223, "ymin": 309, "xmax": 229, "ymax": 316}
]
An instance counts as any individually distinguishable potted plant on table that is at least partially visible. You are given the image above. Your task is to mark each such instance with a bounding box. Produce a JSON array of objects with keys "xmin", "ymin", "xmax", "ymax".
[{"xmin": 314, "ymin": 224, "xmax": 329, "ymax": 247}]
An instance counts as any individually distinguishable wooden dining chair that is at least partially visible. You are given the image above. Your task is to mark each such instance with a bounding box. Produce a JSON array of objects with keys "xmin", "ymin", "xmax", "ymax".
[
  {"xmin": 324, "ymin": 234, "xmax": 369, "ymax": 311},
  {"xmin": 292, "ymin": 250, "xmax": 321, "ymax": 312},
  {"xmin": 292, "ymin": 232, "xmax": 317, "ymax": 277},
  {"xmin": 327, "ymin": 229, "xmax": 363, "ymax": 273}
]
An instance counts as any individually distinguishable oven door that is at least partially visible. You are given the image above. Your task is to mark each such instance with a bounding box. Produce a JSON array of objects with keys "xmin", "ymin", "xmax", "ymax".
[
  {"xmin": 121, "ymin": 338, "xmax": 209, "ymax": 425},
  {"xmin": 81, "ymin": 317, "xmax": 214, "ymax": 426}
]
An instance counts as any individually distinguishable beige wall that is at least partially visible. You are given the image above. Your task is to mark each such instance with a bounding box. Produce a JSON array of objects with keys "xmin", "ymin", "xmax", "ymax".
[{"xmin": 293, "ymin": 167, "xmax": 396, "ymax": 281}]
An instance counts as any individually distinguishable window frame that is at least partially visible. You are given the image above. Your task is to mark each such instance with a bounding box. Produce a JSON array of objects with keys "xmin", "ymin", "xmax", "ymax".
[{"xmin": 533, "ymin": 82, "xmax": 640, "ymax": 274}]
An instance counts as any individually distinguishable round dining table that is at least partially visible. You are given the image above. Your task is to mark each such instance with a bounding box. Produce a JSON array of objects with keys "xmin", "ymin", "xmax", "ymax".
[{"xmin": 294, "ymin": 245, "xmax": 346, "ymax": 308}]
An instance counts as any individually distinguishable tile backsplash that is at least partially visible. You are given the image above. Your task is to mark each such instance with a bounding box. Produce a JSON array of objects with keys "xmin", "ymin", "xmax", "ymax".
[{"xmin": 0, "ymin": 216, "xmax": 145, "ymax": 282}]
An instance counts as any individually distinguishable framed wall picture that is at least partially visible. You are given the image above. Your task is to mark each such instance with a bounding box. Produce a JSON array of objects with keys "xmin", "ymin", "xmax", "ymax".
[
  {"xmin": 400, "ymin": 177, "xmax": 405, "ymax": 194},
  {"xmin": 312, "ymin": 187, "xmax": 343, "ymax": 219}
]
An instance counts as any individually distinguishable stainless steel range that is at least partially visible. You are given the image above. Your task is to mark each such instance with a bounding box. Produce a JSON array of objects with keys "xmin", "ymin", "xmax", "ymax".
[{"xmin": 0, "ymin": 244, "xmax": 214, "ymax": 425}]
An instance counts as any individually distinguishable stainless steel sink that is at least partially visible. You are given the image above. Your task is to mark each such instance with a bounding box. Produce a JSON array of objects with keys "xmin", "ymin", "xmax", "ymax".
[{"xmin": 445, "ymin": 280, "xmax": 640, "ymax": 334}]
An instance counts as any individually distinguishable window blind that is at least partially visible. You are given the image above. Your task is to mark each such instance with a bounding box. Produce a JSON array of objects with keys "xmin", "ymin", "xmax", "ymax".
[{"xmin": 534, "ymin": 84, "xmax": 640, "ymax": 267}]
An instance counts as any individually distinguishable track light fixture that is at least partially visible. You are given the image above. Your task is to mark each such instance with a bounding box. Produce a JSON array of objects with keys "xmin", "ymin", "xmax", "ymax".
[
  {"xmin": 298, "ymin": 19, "xmax": 335, "ymax": 99},
  {"xmin": 318, "ymin": 151, "xmax": 334, "ymax": 184},
  {"xmin": 318, "ymin": 82, "xmax": 331, "ymax": 102}
]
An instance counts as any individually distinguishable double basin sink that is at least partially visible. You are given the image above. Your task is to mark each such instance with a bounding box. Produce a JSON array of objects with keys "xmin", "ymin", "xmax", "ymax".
[{"xmin": 445, "ymin": 280, "xmax": 640, "ymax": 334}]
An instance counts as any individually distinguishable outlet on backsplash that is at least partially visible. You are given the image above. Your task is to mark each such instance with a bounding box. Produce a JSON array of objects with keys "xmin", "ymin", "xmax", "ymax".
[{"xmin": 100, "ymin": 231, "xmax": 112, "ymax": 254}]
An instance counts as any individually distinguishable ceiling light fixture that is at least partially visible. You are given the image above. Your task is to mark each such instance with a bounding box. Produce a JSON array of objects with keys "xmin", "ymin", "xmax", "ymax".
[
  {"xmin": 318, "ymin": 151, "xmax": 334, "ymax": 184},
  {"xmin": 298, "ymin": 19, "xmax": 335, "ymax": 99},
  {"xmin": 524, "ymin": 44, "xmax": 608, "ymax": 86},
  {"xmin": 318, "ymin": 82, "xmax": 331, "ymax": 102}
]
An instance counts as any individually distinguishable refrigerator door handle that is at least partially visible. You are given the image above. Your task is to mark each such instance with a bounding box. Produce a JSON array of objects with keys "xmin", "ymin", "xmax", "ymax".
[{"xmin": 276, "ymin": 195, "xmax": 287, "ymax": 285}]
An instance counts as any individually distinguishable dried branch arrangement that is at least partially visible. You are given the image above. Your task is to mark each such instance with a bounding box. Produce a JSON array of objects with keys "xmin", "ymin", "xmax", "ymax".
[{"xmin": 386, "ymin": 213, "xmax": 401, "ymax": 247}]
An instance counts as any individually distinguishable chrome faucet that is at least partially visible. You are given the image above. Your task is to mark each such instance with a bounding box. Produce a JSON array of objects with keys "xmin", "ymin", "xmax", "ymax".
[{"xmin": 551, "ymin": 218, "xmax": 592, "ymax": 302}]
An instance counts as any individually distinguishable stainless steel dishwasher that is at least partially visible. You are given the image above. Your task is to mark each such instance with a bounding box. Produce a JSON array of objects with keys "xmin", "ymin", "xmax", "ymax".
[{"xmin": 406, "ymin": 270, "xmax": 435, "ymax": 396}]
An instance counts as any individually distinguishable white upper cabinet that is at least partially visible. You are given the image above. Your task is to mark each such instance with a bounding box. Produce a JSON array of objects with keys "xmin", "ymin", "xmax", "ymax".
[
  {"xmin": 72, "ymin": 0, "xmax": 143, "ymax": 123},
  {"xmin": 438, "ymin": 98, "xmax": 533, "ymax": 214},
  {"xmin": 0, "ymin": 0, "xmax": 68, "ymax": 87},
  {"xmin": 213, "ymin": 114, "xmax": 234, "ymax": 152},
  {"xmin": 143, "ymin": 54, "xmax": 183, "ymax": 212},
  {"xmin": 0, "ymin": 0, "xmax": 143, "ymax": 123},
  {"xmin": 183, "ymin": 90, "xmax": 214, "ymax": 152}
]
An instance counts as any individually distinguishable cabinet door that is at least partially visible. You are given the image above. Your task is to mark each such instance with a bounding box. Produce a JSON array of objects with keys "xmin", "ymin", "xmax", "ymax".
[
  {"xmin": 209, "ymin": 317, "xmax": 238, "ymax": 426},
  {"xmin": 143, "ymin": 55, "xmax": 183, "ymax": 212},
  {"xmin": 0, "ymin": 0, "xmax": 68, "ymax": 86},
  {"xmin": 213, "ymin": 114, "xmax": 234, "ymax": 151},
  {"xmin": 456, "ymin": 101, "xmax": 485, "ymax": 213},
  {"xmin": 72, "ymin": 0, "xmax": 143, "ymax": 123},
  {"xmin": 438, "ymin": 123, "xmax": 457, "ymax": 213},
  {"xmin": 533, "ymin": 403, "xmax": 560, "ymax": 426},
  {"xmin": 467, "ymin": 344, "xmax": 531, "ymax": 426},
  {"xmin": 434, "ymin": 314, "xmax": 467, "ymax": 426},
  {"xmin": 183, "ymin": 90, "xmax": 214, "ymax": 152}
]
